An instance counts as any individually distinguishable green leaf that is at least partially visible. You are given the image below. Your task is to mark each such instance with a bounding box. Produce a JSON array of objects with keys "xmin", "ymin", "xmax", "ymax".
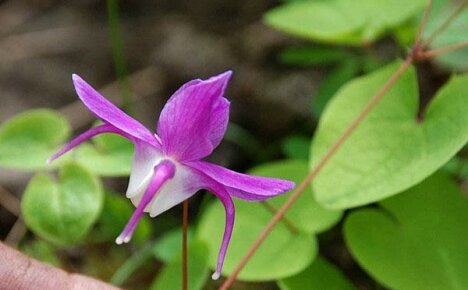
[
  {"xmin": 423, "ymin": 0, "xmax": 468, "ymax": 71},
  {"xmin": 312, "ymin": 59, "xmax": 361, "ymax": 117},
  {"xmin": 196, "ymin": 198, "xmax": 316, "ymax": 281},
  {"xmin": 278, "ymin": 257, "xmax": 357, "ymax": 290},
  {"xmin": 310, "ymin": 60, "xmax": 468, "ymax": 209},
  {"xmin": 265, "ymin": 0, "xmax": 425, "ymax": 45},
  {"xmin": 0, "ymin": 109, "xmax": 70, "ymax": 170},
  {"xmin": 344, "ymin": 173, "xmax": 468, "ymax": 290},
  {"xmin": 442, "ymin": 155, "xmax": 468, "ymax": 179},
  {"xmin": 153, "ymin": 227, "xmax": 194, "ymax": 263},
  {"xmin": 92, "ymin": 192, "xmax": 151, "ymax": 245},
  {"xmin": 75, "ymin": 132, "xmax": 134, "ymax": 177},
  {"xmin": 281, "ymin": 136, "xmax": 311, "ymax": 160},
  {"xmin": 279, "ymin": 46, "xmax": 352, "ymax": 66},
  {"xmin": 22, "ymin": 162, "xmax": 103, "ymax": 246},
  {"xmin": 21, "ymin": 240, "xmax": 62, "ymax": 267},
  {"xmin": 150, "ymin": 240, "xmax": 209, "ymax": 290},
  {"xmin": 249, "ymin": 160, "xmax": 342, "ymax": 234}
]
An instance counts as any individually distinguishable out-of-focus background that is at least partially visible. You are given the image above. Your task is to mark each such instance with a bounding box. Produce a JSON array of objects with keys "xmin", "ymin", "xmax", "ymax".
[{"xmin": 1, "ymin": 0, "xmax": 467, "ymax": 289}]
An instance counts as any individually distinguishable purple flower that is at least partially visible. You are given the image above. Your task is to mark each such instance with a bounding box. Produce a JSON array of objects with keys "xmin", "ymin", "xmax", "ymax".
[{"xmin": 48, "ymin": 71, "xmax": 295, "ymax": 279}]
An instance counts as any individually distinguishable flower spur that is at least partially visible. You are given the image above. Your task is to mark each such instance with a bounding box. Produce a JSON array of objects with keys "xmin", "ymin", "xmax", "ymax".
[{"xmin": 48, "ymin": 71, "xmax": 295, "ymax": 279}]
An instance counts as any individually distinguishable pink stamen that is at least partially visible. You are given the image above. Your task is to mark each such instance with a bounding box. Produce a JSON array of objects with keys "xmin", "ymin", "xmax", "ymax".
[{"xmin": 116, "ymin": 160, "xmax": 176, "ymax": 244}]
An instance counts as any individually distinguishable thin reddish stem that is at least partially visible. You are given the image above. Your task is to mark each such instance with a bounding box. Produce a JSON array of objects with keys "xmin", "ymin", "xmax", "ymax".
[
  {"xmin": 423, "ymin": 1, "xmax": 467, "ymax": 48},
  {"xmin": 182, "ymin": 200, "xmax": 189, "ymax": 290},
  {"xmin": 414, "ymin": 0, "xmax": 433, "ymax": 46},
  {"xmin": 218, "ymin": 56, "xmax": 415, "ymax": 290},
  {"xmin": 420, "ymin": 41, "xmax": 468, "ymax": 59},
  {"xmin": 261, "ymin": 202, "xmax": 299, "ymax": 234}
]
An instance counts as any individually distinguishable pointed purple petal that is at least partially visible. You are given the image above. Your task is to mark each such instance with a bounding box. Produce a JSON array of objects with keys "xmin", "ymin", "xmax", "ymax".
[
  {"xmin": 156, "ymin": 71, "xmax": 232, "ymax": 161},
  {"xmin": 191, "ymin": 169, "xmax": 235, "ymax": 280},
  {"xmin": 72, "ymin": 74, "xmax": 161, "ymax": 149},
  {"xmin": 116, "ymin": 160, "xmax": 175, "ymax": 244},
  {"xmin": 186, "ymin": 161, "xmax": 295, "ymax": 201},
  {"xmin": 208, "ymin": 97, "xmax": 230, "ymax": 149},
  {"xmin": 48, "ymin": 123, "xmax": 130, "ymax": 164}
]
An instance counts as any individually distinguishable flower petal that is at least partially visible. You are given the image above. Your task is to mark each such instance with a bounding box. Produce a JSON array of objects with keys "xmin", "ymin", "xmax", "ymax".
[
  {"xmin": 186, "ymin": 161, "xmax": 295, "ymax": 201},
  {"xmin": 189, "ymin": 168, "xmax": 235, "ymax": 280},
  {"xmin": 156, "ymin": 71, "xmax": 232, "ymax": 161},
  {"xmin": 117, "ymin": 160, "xmax": 176, "ymax": 244},
  {"xmin": 48, "ymin": 123, "xmax": 130, "ymax": 163},
  {"xmin": 72, "ymin": 74, "xmax": 161, "ymax": 148},
  {"xmin": 128, "ymin": 160, "xmax": 202, "ymax": 217}
]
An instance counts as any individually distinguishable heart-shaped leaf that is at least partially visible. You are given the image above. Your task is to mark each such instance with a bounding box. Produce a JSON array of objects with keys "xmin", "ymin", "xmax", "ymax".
[
  {"xmin": 344, "ymin": 173, "xmax": 468, "ymax": 290},
  {"xmin": 22, "ymin": 162, "xmax": 103, "ymax": 246},
  {"xmin": 249, "ymin": 160, "xmax": 342, "ymax": 234},
  {"xmin": 278, "ymin": 257, "xmax": 357, "ymax": 290},
  {"xmin": 196, "ymin": 199, "xmax": 316, "ymax": 281},
  {"xmin": 0, "ymin": 109, "xmax": 70, "ymax": 170},
  {"xmin": 264, "ymin": 0, "xmax": 425, "ymax": 45},
  {"xmin": 310, "ymin": 60, "xmax": 468, "ymax": 209},
  {"xmin": 150, "ymin": 240, "xmax": 209, "ymax": 290}
]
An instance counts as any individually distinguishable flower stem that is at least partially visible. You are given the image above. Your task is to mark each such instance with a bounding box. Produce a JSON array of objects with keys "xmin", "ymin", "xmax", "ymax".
[
  {"xmin": 414, "ymin": 0, "xmax": 433, "ymax": 46},
  {"xmin": 182, "ymin": 200, "xmax": 189, "ymax": 290},
  {"xmin": 261, "ymin": 202, "xmax": 299, "ymax": 234},
  {"xmin": 419, "ymin": 41, "xmax": 468, "ymax": 59},
  {"xmin": 423, "ymin": 1, "xmax": 467, "ymax": 48}
]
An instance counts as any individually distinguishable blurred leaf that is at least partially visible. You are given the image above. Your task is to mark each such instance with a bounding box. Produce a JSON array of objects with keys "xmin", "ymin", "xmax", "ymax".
[
  {"xmin": 281, "ymin": 135, "xmax": 311, "ymax": 160},
  {"xmin": 249, "ymin": 160, "xmax": 342, "ymax": 234},
  {"xmin": 92, "ymin": 192, "xmax": 151, "ymax": 245},
  {"xmin": 344, "ymin": 173, "xmax": 468, "ymax": 290},
  {"xmin": 197, "ymin": 188, "xmax": 317, "ymax": 281},
  {"xmin": 442, "ymin": 155, "xmax": 468, "ymax": 179},
  {"xmin": 311, "ymin": 61, "xmax": 468, "ymax": 209},
  {"xmin": 278, "ymin": 257, "xmax": 356, "ymax": 290},
  {"xmin": 22, "ymin": 162, "xmax": 103, "ymax": 246},
  {"xmin": 423, "ymin": 0, "xmax": 468, "ymax": 71},
  {"xmin": 279, "ymin": 46, "xmax": 352, "ymax": 66},
  {"xmin": 0, "ymin": 109, "xmax": 70, "ymax": 170},
  {"xmin": 265, "ymin": 0, "xmax": 425, "ymax": 45},
  {"xmin": 75, "ymin": 132, "xmax": 134, "ymax": 177},
  {"xmin": 150, "ymin": 240, "xmax": 209, "ymax": 290},
  {"xmin": 153, "ymin": 227, "xmax": 194, "ymax": 263},
  {"xmin": 21, "ymin": 240, "xmax": 62, "ymax": 267},
  {"xmin": 312, "ymin": 59, "xmax": 361, "ymax": 117}
]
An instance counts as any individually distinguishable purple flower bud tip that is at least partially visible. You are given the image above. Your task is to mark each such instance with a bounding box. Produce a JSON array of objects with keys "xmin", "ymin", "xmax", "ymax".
[
  {"xmin": 211, "ymin": 271, "xmax": 221, "ymax": 280},
  {"xmin": 115, "ymin": 234, "xmax": 131, "ymax": 245}
]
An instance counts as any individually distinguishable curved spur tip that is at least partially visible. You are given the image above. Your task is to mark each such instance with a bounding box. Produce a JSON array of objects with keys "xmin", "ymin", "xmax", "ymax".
[
  {"xmin": 115, "ymin": 235, "xmax": 131, "ymax": 245},
  {"xmin": 211, "ymin": 271, "xmax": 221, "ymax": 280}
]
